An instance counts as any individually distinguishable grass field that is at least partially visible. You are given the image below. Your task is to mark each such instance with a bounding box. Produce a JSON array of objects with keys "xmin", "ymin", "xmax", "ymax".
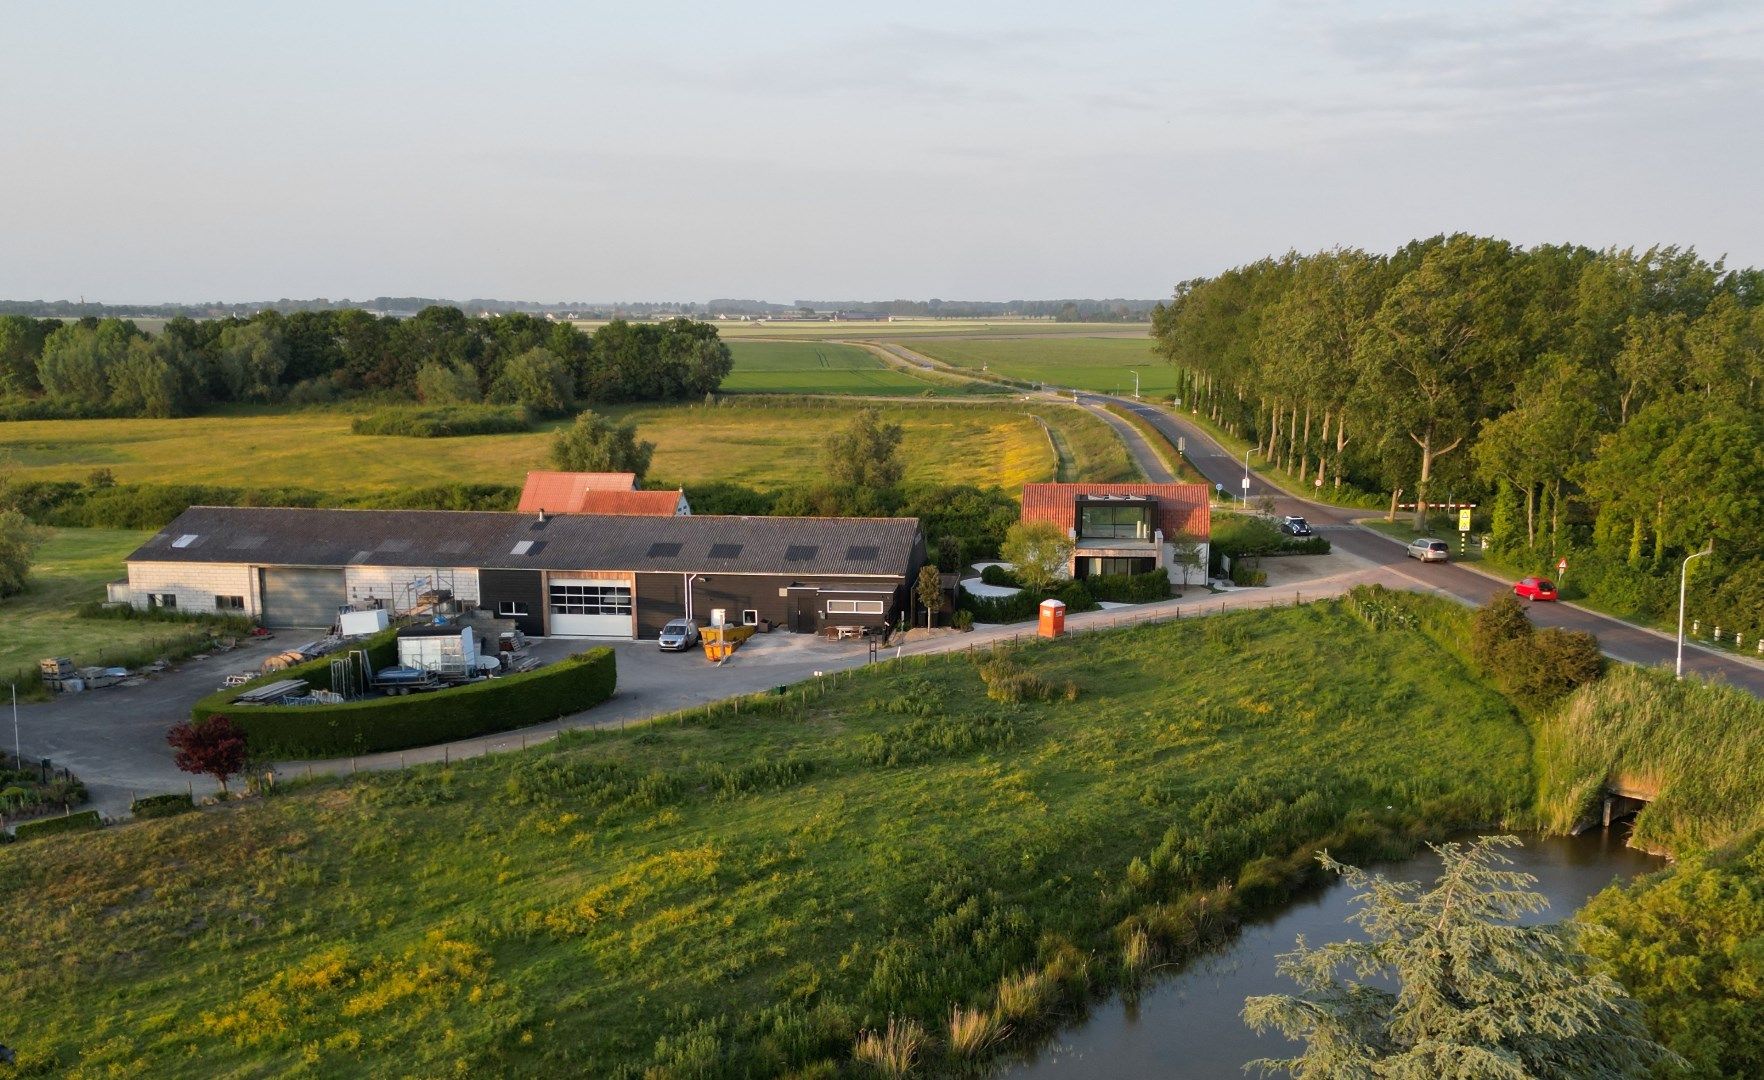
[
  {"xmin": 0, "ymin": 603, "xmax": 1532, "ymax": 1077},
  {"xmin": 904, "ymin": 336, "xmax": 1178, "ymax": 396},
  {"xmin": 0, "ymin": 400, "xmax": 1098, "ymax": 495},
  {"xmin": 566, "ymin": 319, "xmax": 1153, "ymax": 341},
  {"xmin": 721, "ymin": 340, "xmax": 967, "ymax": 395},
  {"xmin": 0, "ymin": 528, "xmax": 215, "ymax": 688}
]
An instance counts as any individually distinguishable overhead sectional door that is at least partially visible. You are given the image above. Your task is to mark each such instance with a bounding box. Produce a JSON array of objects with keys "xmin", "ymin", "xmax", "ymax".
[
  {"xmin": 259, "ymin": 567, "xmax": 346, "ymax": 628},
  {"xmin": 547, "ymin": 579, "xmax": 634, "ymax": 637}
]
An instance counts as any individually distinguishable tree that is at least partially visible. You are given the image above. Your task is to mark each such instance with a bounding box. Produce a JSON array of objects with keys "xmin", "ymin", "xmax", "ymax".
[
  {"xmin": 214, "ymin": 320, "xmax": 289, "ymax": 402},
  {"xmin": 825, "ymin": 408, "xmax": 904, "ymax": 490},
  {"xmin": 491, "ymin": 346, "xmax": 575, "ymax": 414},
  {"xmin": 415, "ymin": 361, "xmax": 480, "ymax": 404},
  {"xmin": 549, "ymin": 410, "xmax": 655, "ymax": 480},
  {"xmin": 915, "ymin": 563, "xmax": 943, "ymax": 630},
  {"xmin": 0, "ymin": 314, "xmax": 52, "ymax": 395},
  {"xmin": 1000, "ymin": 520, "xmax": 1073, "ymax": 591},
  {"xmin": 0, "ymin": 509, "xmax": 44, "ymax": 598},
  {"xmin": 1244, "ymin": 836, "xmax": 1678, "ymax": 1079},
  {"xmin": 37, "ymin": 318, "xmax": 139, "ymax": 406},
  {"xmin": 166, "ymin": 714, "xmax": 250, "ymax": 795}
]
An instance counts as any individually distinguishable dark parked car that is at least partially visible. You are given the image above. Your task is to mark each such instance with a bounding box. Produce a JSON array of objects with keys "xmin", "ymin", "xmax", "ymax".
[
  {"xmin": 1280, "ymin": 516, "xmax": 1312, "ymax": 536},
  {"xmin": 657, "ymin": 619, "xmax": 701, "ymax": 652}
]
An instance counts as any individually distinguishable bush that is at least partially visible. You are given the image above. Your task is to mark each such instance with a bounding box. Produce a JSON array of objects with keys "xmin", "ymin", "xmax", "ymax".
[
  {"xmin": 1470, "ymin": 593, "xmax": 1603, "ymax": 709},
  {"xmin": 1470, "ymin": 593, "xmax": 1533, "ymax": 669},
  {"xmin": 216, "ymin": 648, "xmax": 617, "ymax": 757},
  {"xmin": 13, "ymin": 809, "xmax": 102, "ymax": 842},
  {"xmin": 1084, "ymin": 570, "xmax": 1172, "ymax": 603},
  {"xmin": 350, "ymin": 404, "xmax": 534, "ymax": 437},
  {"xmin": 131, "ymin": 792, "xmax": 196, "ymax": 819},
  {"xmin": 959, "ymin": 579, "xmax": 1095, "ymax": 624},
  {"xmin": 1230, "ymin": 564, "xmax": 1268, "ymax": 587},
  {"xmin": 979, "ymin": 564, "xmax": 1020, "ymax": 588},
  {"xmin": 952, "ymin": 610, "xmax": 974, "ymax": 632}
]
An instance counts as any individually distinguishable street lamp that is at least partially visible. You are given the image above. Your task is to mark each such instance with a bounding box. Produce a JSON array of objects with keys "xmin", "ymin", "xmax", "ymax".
[
  {"xmin": 1241, "ymin": 449, "xmax": 1254, "ymax": 507},
  {"xmin": 1132, "ymin": 371, "xmax": 1140, "ymax": 400},
  {"xmin": 1677, "ymin": 541, "xmax": 1714, "ymax": 679}
]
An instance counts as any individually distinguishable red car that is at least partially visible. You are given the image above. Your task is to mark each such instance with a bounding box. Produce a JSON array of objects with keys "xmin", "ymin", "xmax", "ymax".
[{"xmin": 1513, "ymin": 577, "xmax": 1558, "ymax": 601}]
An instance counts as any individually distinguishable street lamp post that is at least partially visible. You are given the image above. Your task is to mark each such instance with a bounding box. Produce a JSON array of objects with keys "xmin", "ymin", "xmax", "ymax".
[
  {"xmin": 1677, "ymin": 542, "xmax": 1714, "ymax": 679},
  {"xmin": 1132, "ymin": 371, "xmax": 1140, "ymax": 400},
  {"xmin": 10, "ymin": 683, "xmax": 18, "ymax": 768},
  {"xmin": 1240, "ymin": 449, "xmax": 1254, "ymax": 507}
]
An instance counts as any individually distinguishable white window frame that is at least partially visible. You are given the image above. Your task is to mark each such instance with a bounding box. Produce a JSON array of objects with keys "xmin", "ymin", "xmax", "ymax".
[
  {"xmin": 547, "ymin": 582, "xmax": 633, "ymax": 617},
  {"xmin": 826, "ymin": 599, "xmax": 885, "ymax": 615},
  {"xmin": 742, "ymin": 609, "xmax": 759, "ymax": 626}
]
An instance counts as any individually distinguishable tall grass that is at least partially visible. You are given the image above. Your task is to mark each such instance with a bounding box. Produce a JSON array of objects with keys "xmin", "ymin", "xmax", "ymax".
[
  {"xmin": 852, "ymin": 1017, "xmax": 924, "ymax": 1077},
  {"xmin": 1536, "ymin": 665, "xmax": 1764, "ymax": 852}
]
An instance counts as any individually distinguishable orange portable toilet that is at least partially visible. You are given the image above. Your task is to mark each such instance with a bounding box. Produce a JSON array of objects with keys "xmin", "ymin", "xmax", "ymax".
[{"xmin": 1038, "ymin": 598, "xmax": 1066, "ymax": 638}]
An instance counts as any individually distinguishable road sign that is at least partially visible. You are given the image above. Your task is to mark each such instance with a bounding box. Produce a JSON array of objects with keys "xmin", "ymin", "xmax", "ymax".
[
  {"xmin": 1557, "ymin": 557, "xmax": 1568, "ymax": 572},
  {"xmin": 1177, "ymin": 436, "xmax": 1186, "ymax": 455},
  {"xmin": 1458, "ymin": 508, "xmax": 1472, "ymax": 532}
]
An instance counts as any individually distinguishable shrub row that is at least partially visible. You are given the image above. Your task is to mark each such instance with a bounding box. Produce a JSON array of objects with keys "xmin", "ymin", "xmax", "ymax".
[
  {"xmin": 13, "ymin": 809, "xmax": 103, "ymax": 842},
  {"xmin": 959, "ymin": 579, "xmax": 1097, "ymax": 624},
  {"xmin": 0, "ymin": 478, "xmax": 524, "ymax": 530},
  {"xmin": 1083, "ymin": 570, "xmax": 1173, "ymax": 604},
  {"xmin": 130, "ymin": 792, "xmax": 197, "ymax": 819},
  {"xmin": 216, "ymin": 647, "xmax": 617, "ymax": 758},
  {"xmin": 350, "ymin": 404, "xmax": 535, "ymax": 437}
]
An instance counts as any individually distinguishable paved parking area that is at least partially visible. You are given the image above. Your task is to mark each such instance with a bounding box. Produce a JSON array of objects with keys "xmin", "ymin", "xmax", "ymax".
[{"xmin": 12, "ymin": 629, "xmax": 875, "ymax": 816}]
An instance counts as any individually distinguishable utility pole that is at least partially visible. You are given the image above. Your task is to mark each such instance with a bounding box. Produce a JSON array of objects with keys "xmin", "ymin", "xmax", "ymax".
[
  {"xmin": 1677, "ymin": 542, "xmax": 1714, "ymax": 679},
  {"xmin": 10, "ymin": 683, "xmax": 18, "ymax": 768},
  {"xmin": 1132, "ymin": 371, "xmax": 1140, "ymax": 400},
  {"xmin": 1241, "ymin": 449, "xmax": 1254, "ymax": 507}
]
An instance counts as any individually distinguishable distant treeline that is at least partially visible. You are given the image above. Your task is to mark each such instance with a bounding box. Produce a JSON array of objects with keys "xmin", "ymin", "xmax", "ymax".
[
  {"xmin": 0, "ymin": 298, "xmax": 708, "ymax": 320},
  {"xmin": 0, "ymin": 308, "xmax": 732, "ymax": 418},
  {"xmin": 787, "ymin": 298, "xmax": 1157, "ymax": 321},
  {"xmin": 1155, "ymin": 235, "xmax": 1764, "ymax": 631}
]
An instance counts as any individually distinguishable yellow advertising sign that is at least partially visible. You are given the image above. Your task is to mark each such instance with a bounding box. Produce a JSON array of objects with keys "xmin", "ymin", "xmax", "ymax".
[{"xmin": 1457, "ymin": 508, "xmax": 1472, "ymax": 532}]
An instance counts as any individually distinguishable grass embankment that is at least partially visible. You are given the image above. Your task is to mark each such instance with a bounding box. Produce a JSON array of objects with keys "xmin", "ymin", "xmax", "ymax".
[
  {"xmin": 1144, "ymin": 402, "xmax": 1386, "ymax": 512},
  {"xmin": 0, "ymin": 528, "xmax": 229, "ymax": 694},
  {"xmin": 906, "ymin": 337, "xmax": 1172, "ymax": 396},
  {"xmin": 1532, "ymin": 668, "xmax": 1764, "ymax": 1078},
  {"xmin": 1099, "ymin": 402, "xmax": 1204, "ymax": 483},
  {"xmin": 722, "ymin": 341, "xmax": 970, "ymax": 396},
  {"xmin": 0, "ymin": 603, "xmax": 1532, "ymax": 1077}
]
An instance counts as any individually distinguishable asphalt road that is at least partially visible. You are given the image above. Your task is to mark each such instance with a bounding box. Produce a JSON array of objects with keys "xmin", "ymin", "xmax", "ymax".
[{"xmin": 1100, "ymin": 395, "xmax": 1764, "ymax": 696}]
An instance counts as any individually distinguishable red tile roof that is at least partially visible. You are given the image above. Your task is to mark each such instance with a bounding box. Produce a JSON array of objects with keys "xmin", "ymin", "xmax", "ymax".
[
  {"xmin": 518, "ymin": 472, "xmax": 682, "ymax": 516},
  {"xmin": 518, "ymin": 471, "xmax": 637, "ymax": 513},
  {"xmin": 1020, "ymin": 482, "xmax": 1212, "ymax": 539}
]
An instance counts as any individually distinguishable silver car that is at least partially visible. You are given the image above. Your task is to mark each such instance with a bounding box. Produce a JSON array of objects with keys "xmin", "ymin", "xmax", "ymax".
[
  {"xmin": 657, "ymin": 619, "xmax": 701, "ymax": 651},
  {"xmin": 1406, "ymin": 537, "xmax": 1450, "ymax": 563}
]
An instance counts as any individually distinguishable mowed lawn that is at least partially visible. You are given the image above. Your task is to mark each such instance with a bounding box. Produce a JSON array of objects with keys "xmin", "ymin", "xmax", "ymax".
[
  {"xmin": 722, "ymin": 340, "xmax": 965, "ymax": 395},
  {"xmin": 0, "ymin": 604, "xmax": 1533, "ymax": 1078},
  {"xmin": 906, "ymin": 336, "xmax": 1181, "ymax": 396},
  {"xmin": 0, "ymin": 528, "xmax": 208, "ymax": 687},
  {"xmin": 0, "ymin": 401, "xmax": 1067, "ymax": 494}
]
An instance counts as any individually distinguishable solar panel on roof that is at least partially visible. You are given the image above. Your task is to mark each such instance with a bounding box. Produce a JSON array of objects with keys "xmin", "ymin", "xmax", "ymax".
[
  {"xmin": 845, "ymin": 545, "xmax": 879, "ymax": 561},
  {"xmin": 708, "ymin": 543, "xmax": 743, "ymax": 558},
  {"xmin": 647, "ymin": 542, "xmax": 683, "ymax": 558},
  {"xmin": 785, "ymin": 544, "xmax": 818, "ymax": 561}
]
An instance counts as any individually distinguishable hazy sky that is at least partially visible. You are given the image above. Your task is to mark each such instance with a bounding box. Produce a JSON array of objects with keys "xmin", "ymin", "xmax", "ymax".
[{"xmin": 5, "ymin": 1, "xmax": 1762, "ymax": 303}]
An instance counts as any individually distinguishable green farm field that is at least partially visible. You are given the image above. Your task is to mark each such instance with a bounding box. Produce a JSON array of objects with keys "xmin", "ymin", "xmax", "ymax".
[
  {"xmin": 0, "ymin": 528, "xmax": 212, "ymax": 688},
  {"xmin": 0, "ymin": 399, "xmax": 1138, "ymax": 495},
  {"xmin": 0, "ymin": 602, "xmax": 1533, "ymax": 1077},
  {"xmin": 569, "ymin": 319, "xmax": 1152, "ymax": 341},
  {"xmin": 905, "ymin": 336, "xmax": 1179, "ymax": 396},
  {"xmin": 721, "ymin": 340, "xmax": 970, "ymax": 395}
]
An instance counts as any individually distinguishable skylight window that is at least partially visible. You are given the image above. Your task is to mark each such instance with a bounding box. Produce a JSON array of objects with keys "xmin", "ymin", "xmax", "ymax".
[
  {"xmin": 511, "ymin": 540, "xmax": 536, "ymax": 556},
  {"xmin": 171, "ymin": 534, "xmax": 199, "ymax": 549},
  {"xmin": 845, "ymin": 545, "xmax": 879, "ymax": 561},
  {"xmin": 647, "ymin": 542, "xmax": 683, "ymax": 558},
  {"xmin": 785, "ymin": 545, "xmax": 818, "ymax": 562},
  {"xmin": 708, "ymin": 543, "xmax": 743, "ymax": 558}
]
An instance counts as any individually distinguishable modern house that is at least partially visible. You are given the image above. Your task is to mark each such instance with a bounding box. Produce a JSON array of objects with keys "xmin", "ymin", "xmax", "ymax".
[
  {"xmin": 122, "ymin": 506, "xmax": 922, "ymax": 638},
  {"xmin": 517, "ymin": 471, "xmax": 691, "ymax": 516},
  {"xmin": 1019, "ymin": 482, "xmax": 1211, "ymax": 585}
]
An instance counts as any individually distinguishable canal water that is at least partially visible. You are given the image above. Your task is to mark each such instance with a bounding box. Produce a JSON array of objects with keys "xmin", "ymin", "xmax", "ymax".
[{"xmin": 1009, "ymin": 831, "xmax": 1664, "ymax": 1079}]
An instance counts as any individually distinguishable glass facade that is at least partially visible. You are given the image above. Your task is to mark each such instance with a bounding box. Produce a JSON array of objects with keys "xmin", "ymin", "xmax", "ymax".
[{"xmin": 1079, "ymin": 504, "xmax": 1153, "ymax": 540}]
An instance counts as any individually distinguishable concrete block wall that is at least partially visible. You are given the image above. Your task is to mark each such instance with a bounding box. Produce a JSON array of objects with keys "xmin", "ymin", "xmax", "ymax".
[{"xmin": 127, "ymin": 561, "xmax": 258, "ymax": 615}]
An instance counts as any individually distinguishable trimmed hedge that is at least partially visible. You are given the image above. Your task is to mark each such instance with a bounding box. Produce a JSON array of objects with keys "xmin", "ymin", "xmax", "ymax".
[
  {"xmin": 223, "ymin": 648, "xmax": 618, "ymax": 758},
  {"xmin": 14, "ymin": 809, "xmax": 103, "ymax": 842},
  {"xmin": 1083, "ymin": 570, "xmax": 1173, "ymax": 604},
  {"xmin": 960, "ymin": 580, "xmax": 1097, "ymax": 623},
  {"xmin": 131, "ymin": 792, "xmax": 196, "ymax": 819}
]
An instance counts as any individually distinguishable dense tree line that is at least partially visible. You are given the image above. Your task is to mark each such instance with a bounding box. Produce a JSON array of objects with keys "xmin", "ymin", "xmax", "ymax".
[
  {"xmin": 1154, "ymin": 236, "xmax": 1764, "ymax": 629},
  {"xmin": 0, "ymin": 308, "xmax": 732, "ymax": 418}
]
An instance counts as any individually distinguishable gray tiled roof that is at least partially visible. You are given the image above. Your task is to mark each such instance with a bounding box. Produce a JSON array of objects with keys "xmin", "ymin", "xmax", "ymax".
[{"xmin": 129, "ymin": 506, "xmax": 920, "ymax": 578}]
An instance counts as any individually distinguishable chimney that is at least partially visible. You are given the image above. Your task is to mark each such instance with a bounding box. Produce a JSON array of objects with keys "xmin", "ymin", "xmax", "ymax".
[{"xmin": 538, "ymin": 508, "xmax": 547, "ymax": 523}]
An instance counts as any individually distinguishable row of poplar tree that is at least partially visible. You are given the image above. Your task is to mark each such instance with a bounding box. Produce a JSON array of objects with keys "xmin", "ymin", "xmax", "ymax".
[{"xmin": 1153, "ymin": 234, "xmax": 1764, "ymax": 629}]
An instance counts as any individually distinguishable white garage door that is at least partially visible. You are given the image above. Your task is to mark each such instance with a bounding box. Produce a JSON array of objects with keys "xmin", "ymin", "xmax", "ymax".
[{"xmin": 547, "ymin": 581, "xmax": 633, "ymax": 637}]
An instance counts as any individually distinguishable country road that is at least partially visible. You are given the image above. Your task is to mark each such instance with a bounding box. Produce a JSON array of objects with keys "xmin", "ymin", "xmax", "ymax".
[{"xmin": 1099, "ymin": 394, "xmax": 1764, "ymax": 695}]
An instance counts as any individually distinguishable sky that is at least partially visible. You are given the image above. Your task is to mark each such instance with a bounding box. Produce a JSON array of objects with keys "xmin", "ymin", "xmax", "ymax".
[{"xmin": 4, "ymin": 0, "xmax": 1762, "ymax": 304}]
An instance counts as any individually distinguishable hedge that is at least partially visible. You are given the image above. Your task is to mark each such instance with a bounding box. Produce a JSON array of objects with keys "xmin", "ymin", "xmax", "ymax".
[
  {"xmin": 959, "ymin": 580, "xmax": 1097, "ymax": 623},
  {"xmin": 14, "ymin": 809, "xmax": 103, "ymax": 842},
  {"xmin": 350, "ymin": 404, "xmax": 534, "ymax": 437},
  {"xmin": 131, "ymin": 792, "xmax": 196, "ymax": 819},
  {"xmin": 218, "ymin": 648, "xmax": 618, "ymax": 758},
  {"xmin": 1083, "ymin": 570, "xmax": 1174, "ymax": 604}
]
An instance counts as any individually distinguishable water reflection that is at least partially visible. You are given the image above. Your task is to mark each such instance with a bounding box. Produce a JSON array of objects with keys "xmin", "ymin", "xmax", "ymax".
[{"xmin": 1009, "ymin": 831, "xmax": 1664, "ymax": 1079}]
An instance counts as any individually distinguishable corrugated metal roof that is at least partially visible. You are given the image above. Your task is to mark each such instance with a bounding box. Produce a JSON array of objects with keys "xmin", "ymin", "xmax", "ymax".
[
  {"xmin": 1020, "ymin": 482, "xmax": 1212, "ymax": 539},
  {"xmin": 128, "ymin": 506, "xmax": 921, "ymax": 578}
]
